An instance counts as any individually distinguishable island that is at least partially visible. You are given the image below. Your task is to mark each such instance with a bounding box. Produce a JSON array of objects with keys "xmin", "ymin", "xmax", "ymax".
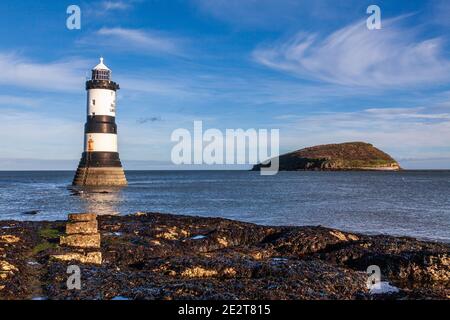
[{"xmin": 252, "ymin": 142, "xmax": 401, "ymax": 171}]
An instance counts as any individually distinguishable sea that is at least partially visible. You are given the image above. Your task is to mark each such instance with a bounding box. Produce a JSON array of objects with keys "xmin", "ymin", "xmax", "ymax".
[{"xmin": 0, "ymin": 170, "xmax": 449, "ymax": 242}]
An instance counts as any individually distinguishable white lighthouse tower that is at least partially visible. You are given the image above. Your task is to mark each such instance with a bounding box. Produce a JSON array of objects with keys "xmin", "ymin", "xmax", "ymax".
[{"xmin": 73, "ymin": 57, "xmax": 127, "ymax": 186}]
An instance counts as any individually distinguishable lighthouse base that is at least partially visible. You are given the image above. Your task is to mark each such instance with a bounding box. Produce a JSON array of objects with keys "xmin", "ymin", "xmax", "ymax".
[{"xmin": 72, "ymin": 167, "xmax": 127, "ymax": 187}]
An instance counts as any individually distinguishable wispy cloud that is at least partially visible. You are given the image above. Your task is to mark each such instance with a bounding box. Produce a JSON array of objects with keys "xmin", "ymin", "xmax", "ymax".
[
  {"xmin": 0, "ymin": 110, "xmax": 80, "ymax": 159},
  {"xmin": 253, "ymin": 16, "xmax": 450, "ymax": 88},
  {"xmin": 88, "ymin": 27, "xmax": 185, "ymax": 56},
  {"xmin": 0, "ymin": 95, "xmax": 41, "ymax": 108},
  {"xmin": 101, "ymin": 0, "xmax": 132, "ymax": 11},
  {"xmin": 0, "ymin": 53, "xmax": 87, "ymax": 92},
  {"xmin": 84, "ymin": 0, "xmax": 139, "ymax": 17},
  {"xmin": 117, "ymin": 75, "xmax": 206, "ymax": 99},
  {"xmin": 276, "ymin": 106, "xmax": 450, "ymax": 162}
]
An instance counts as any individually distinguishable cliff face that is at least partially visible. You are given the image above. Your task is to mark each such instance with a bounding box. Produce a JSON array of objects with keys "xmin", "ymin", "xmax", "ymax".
[{"xmin": 253, "ymin": 142, "xmax": 401, "ymax": 171}]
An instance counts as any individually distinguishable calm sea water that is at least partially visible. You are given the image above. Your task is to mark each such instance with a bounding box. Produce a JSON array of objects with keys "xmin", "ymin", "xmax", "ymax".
[{"xmin": 0, "ymin": 170, "xmax": 449, "ymax": 242}]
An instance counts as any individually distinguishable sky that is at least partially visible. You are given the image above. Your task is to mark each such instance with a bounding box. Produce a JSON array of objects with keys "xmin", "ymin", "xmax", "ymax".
[{"xmin": 0, "ymin": 0, "xmax": 450, "ymax": 170}]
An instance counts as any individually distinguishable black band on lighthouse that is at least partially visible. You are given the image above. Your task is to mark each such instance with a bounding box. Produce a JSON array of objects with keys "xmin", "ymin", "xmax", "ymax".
[
  {"xmin": 86, "ymin": 80, "xmax": 120, "ymax": 91},
  {"xmin": 85, "ymin": 115, "xmax": 117, "ymax": 134},
  {"xmin": 78, "ymin": 152, "xmax": 123, "ymax": 168}
]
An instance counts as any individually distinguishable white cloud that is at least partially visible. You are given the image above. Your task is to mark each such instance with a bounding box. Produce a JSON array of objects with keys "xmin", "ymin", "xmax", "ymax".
[
  {"xmin": 91, "ymin": 27, "xmax": 184, "ymax": 55},
  {"xmin": 84, "ymin": 0, "xmax": 140, "ymax": 17},
  {"xmin": 276, "ymin": 107, "xmax": 450, "ymax": 163},
  {"xmin": 101, "ymin": 1, "xmax": 131, "ymax": 11},
  {"xmin": 0, "ymin": 53, "xmax": 87, "ymax": 92},
  {"xmin": 0, "ymin": 95, "xmax": 41, "ymax": 108},
  {"xmin": 118, "ymin": 76, "xmax": 202, "ymax": 97},
  {"xmin": 253, "ymin": 17, "xmax": 450, "ymax": 87},
  {"xmin": 0, "ymin": 110, "xmax": 81, "ymax": 159}
]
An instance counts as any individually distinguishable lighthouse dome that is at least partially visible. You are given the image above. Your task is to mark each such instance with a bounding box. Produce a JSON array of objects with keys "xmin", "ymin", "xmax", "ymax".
[
  {"xmin": 91, "ymin": 57, "xmax": 111, "ymax": 80},
  {"xmin": 93, "ymin": 57, "xmax": 110, "ymax": 71}
]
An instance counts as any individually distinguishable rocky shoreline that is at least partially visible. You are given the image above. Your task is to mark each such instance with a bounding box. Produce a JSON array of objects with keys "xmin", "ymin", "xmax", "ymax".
[{"xmin": 0, "ymin": 212, "xmax": 448, "ymax": 300}]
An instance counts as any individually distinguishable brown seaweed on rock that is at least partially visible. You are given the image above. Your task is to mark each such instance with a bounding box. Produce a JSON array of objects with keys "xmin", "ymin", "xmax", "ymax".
[{"xmin": 0, "ymin": 213, "xmax": 448, "ymax": 300}]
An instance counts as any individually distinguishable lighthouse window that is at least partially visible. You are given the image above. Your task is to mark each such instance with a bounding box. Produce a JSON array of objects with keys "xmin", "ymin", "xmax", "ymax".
[
  {"xmin": 92, "ymin": 70, "xmax": 111, "ymax": 80},
  {"xmin": 92, "ymin": 99, "xmax": 95, "ymax": 105}
]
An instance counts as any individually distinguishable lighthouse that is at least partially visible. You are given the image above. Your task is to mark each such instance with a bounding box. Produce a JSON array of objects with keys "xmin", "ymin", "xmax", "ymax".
[{"xmin": 73, "ymin": 57, "xmax": 127, "ymax": 186}]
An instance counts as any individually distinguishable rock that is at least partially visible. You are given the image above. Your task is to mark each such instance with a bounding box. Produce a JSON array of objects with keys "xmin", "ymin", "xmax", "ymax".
[
  {"xmin": 0, "ymin": 261, "xmax": 18, "ymax": 272},
  {"xmin": 68, "ymin": 213, "xmax": 97, "ymax": 222},
  {"xmin": 60, "ymin": 234, "xmax": 100, "ymax": 248},
  {"xmin": 0, "ymin": 235, "xmax": 20, "ymax": 243},
  {"xmin": 155, "ymin": 226, "xmax": 190, "ymax": 240},
  {"xmin": 0, "ymin": 260, "xmax": 18, "ymax": 279},
  {"xmin": 52, "ymin": 252, "xmax": 102, "ymax": 265},
  {"xmin": 22, "ymin": 210, "xmax": 39, "ymax": 215},
  {"xmin": 66, "ymin": 221, "xmax": 98, "ymax": 235},
  {"xmin": 181, "ymin": 266, "xmax": 218, "ymax": 278},
  {"xmin": 217, "ymin": 237, "xmax": 229, "ymax": 247},
  {"xmin": 329, "ymin": 231, "xmax": 359, "ymax": 241},
  {"xmin": 264, "ymin": 227, "xmax": 361, "ymax": 256},
  {"xmin": 69, "ymin": 189, "xmax": 83, "ymax": 196},
  {"xmin": 222, "ymin": 267, "xmax": 237, "ymax": 277},
  {"xmin": 425, "ymin": 254, "xmax": 449, "ymax": 281},
  {"xmin": 134, "ymin": 212, "xmax": 147, "ymax": 217},
  {"xmin": 0, "ymin": 212, "xmax": 448, "ymax": 300}
]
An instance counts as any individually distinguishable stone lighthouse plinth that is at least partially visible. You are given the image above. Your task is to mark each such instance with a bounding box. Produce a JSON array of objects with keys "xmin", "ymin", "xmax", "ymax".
[{"xmin": 73, "ymin": 58, "xmax": 127, "ymax": 186}]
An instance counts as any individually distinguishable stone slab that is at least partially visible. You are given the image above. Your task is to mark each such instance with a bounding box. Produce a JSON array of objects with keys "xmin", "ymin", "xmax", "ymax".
[
  {"xmin": 51, "ymin": 252, "xmax": 102, "ymax": 265},
  {"xmin": 66, "ymin": 220, "xmax": 98, "ymax": 235},
  {"xmin": 60, "ymin": 233, "xmax": 100, "ymax": 248},
  {"xmin": 68, "ymin": 213, "xmax": 97, "ymax": 222}
]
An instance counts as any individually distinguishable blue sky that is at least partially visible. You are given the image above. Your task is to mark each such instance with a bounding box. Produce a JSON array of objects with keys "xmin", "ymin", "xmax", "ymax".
[{"xmin": 0, "ymin": 0, "xmax": 450, "ymax": 169}]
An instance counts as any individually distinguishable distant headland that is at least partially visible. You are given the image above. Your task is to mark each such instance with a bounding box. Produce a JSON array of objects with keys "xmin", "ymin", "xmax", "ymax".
[{"xmin": 252, "ymin": 142, "xmax": 401, "ymax": 171}]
